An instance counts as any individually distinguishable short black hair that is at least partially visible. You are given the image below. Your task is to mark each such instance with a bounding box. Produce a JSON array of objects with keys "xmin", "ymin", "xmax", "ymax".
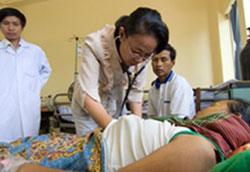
[
  {"xmin": 0, "ymin": 7, "xmax": 26, "ymax": 27},
  {"xmin": 163, "ymin": 44, "xmax": 176, "ymax": 61},
  {"xmin": 228, "ymin": 99, "xmax": 250, "ymax": 126},
  {"xmin": 114, "ymin": 7, "xmax": 169, "ymax": 54}
]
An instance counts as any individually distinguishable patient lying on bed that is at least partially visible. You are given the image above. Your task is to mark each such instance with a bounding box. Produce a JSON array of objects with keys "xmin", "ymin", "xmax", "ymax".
[{"xmin": 0, "ymin": 100, "xmax": 250, "ymax": 172}]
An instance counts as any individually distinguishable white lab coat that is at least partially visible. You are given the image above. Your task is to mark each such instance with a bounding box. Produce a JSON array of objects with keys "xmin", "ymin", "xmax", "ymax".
[{"xmin": 0, "ymin": 39, "xmax": 51, "ymax": 142}]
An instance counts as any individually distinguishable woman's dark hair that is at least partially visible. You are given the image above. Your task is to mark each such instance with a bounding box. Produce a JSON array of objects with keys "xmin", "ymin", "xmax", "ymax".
[
  {"xmin": 0, "ymin": 7, "xmax": 26, "ymax": 27},
  {"xmin": 228, "ymin": 99, "xmax": 250, "ymax": 126},
  {"xmin": 114, "ymin": 7, "xmax": 169, "ymax": 54}
]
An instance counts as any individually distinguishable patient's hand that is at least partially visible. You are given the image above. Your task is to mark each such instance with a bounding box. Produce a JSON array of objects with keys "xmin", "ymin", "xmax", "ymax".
[
  {"xmin": 17, "ymin": 163, "xmax": 70, "ymax": 172},
  {"xmin": 194, "ymin": 100, "xmax": 231, "ymax": 119}
]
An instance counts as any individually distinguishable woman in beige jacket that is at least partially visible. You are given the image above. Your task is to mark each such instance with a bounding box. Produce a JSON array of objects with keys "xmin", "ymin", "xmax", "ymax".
[{"xmin": 71, "ymin": 7, "xmax": 169, "ymax": 135}]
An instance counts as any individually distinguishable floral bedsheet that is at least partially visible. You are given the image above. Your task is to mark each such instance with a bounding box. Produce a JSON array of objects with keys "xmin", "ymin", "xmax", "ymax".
[{"xmin": 0, "ymin": 129, "xmax": 104, "ymax": 172}]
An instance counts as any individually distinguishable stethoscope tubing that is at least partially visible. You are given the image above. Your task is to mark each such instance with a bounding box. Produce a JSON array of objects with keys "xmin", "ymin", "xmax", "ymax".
[{"xmin": 118, "ymin": 57, "xmax": 152, "ymax": 116}]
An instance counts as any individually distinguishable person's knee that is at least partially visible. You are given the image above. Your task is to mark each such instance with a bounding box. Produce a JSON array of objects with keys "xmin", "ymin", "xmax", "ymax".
[
  {"xmin": 171, "ymin": 134, "xmax": 217, "ymax": 172},
  {"xmin": 193, "ymin": 135, "xmax": 217, "ymax": 167}
]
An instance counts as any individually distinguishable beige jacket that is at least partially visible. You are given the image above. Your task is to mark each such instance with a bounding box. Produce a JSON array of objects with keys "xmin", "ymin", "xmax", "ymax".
[{"xmin": 73, "ymin": 25, "xmax": 147, "ymax": 117}]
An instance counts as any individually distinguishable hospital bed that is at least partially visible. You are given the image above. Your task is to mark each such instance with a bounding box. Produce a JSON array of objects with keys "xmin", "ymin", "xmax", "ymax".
[
  {"xmin": 194, "ymin": 80, "xmax": 250, "ymax": 112},
  {"xmin": 50, "ymin": 93, "xmax": 76, "ymax": 134},
  {"xmin": 50, "ymin": 80, "xmax": 250, "ymax": 131},
  {"xmin": 1, "ymin": 81, "xmax": 250, "ymax": 171},
  {"xmin": 1, "ymin": 102, "xmax": 249, "ymax": 171}
]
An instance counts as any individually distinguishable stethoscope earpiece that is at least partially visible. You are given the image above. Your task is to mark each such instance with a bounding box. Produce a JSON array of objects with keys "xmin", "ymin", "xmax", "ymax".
[{"xmin": 115, "ymin": 36, "xmax": 120, "ymax": 41}]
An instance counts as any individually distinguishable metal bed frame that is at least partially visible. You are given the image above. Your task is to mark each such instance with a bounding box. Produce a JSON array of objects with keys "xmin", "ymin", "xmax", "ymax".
[
  {"xmin": 50, "ymin": 93, "xmax": 76, "ymax": 133},
  {"xmin": 194, "ymin": 80, "xmax": 250, "ymax": 112}
]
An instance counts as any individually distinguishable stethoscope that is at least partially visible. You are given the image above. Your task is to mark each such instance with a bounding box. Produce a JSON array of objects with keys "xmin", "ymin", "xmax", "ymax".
[{"xmin": 118, "ymin": 56, "xmax": 152, "ymax": 116}]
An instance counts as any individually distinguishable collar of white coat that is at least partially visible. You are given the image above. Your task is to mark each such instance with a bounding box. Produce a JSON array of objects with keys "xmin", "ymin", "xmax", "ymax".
[
  {"xmin": 155, "ymin": 70, "xmax": 174, "ymax": 89},
  {"xmin": 0, "ymin": 38, "xmax": 29, "ymax": 49}
]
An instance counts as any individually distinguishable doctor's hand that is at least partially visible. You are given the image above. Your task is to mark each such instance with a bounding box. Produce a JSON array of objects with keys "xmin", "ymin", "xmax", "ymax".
[{"xmin": 84, "ymin": 94, "xmax": 113, "ymax": 129}]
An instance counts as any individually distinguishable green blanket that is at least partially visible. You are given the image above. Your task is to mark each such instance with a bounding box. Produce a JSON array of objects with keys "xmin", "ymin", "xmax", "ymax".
[{"xmin": 209, "ymin": 150, "xmax": 250, "ymax": 172}]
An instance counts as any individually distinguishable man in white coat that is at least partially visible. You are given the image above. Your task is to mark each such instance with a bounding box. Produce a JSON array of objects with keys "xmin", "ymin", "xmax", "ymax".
[
  {"xmin": 0, "ymin": 8, "xmax": 51, "ymax": 142},
  {"xmin": 147, "ymin": 44, "xmax": 195, "ymax": 119}
]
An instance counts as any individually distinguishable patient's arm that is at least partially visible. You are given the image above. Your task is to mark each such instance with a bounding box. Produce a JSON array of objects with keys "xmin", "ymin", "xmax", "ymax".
[
  {"xmin": 84, "ymin": 94, "xmax": 112, "ymax": 129},
  {"xmin": 117, "ymin": 134, "xmax": 217, "ymax": 172},
  {"xmin": 17, "ymin": 164, "xmax": 71, "ymax": 172}
]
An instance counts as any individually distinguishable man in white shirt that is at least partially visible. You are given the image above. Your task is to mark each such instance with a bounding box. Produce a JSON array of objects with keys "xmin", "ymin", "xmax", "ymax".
[
  {"xmin": 147, "ymin": 44, "xmax": 195, "ymax": 119},
  {"xmin": 0, "ymin": 7, "xmax": 51, "ymax": 142}
]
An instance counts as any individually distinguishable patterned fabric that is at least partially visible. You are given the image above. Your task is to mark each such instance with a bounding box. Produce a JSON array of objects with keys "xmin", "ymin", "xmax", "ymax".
[
  {"xmin": 155, "ymin": 113, "xmax": 250, "ymax": 158},
  {"xmin": 0, "ymin": 129, "xmax": 104, "ymax": 172}
]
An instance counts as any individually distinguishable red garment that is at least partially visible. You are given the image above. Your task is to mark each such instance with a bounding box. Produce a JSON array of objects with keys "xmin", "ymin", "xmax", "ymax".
[{"xmin": 184, "ymin": 113, "xmax": 250, "ymax": 158}]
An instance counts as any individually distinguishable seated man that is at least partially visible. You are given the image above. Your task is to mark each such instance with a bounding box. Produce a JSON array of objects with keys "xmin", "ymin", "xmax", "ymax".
[
  {"xmin": 147, "ymin": 44, "xmax": 195, "ymax": 119},
  {"xmin": 0, "ymin": 99, "xmax": 250, "ymax": 172}
]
